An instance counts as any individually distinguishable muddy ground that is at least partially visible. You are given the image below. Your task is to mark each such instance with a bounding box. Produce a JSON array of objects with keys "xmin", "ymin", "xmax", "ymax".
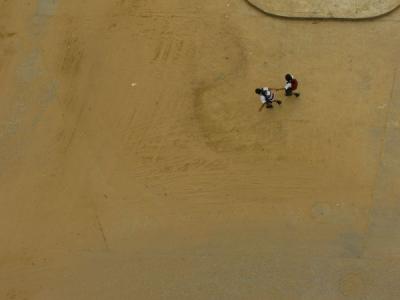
[{"xmin": 1, "ymin": 0, "xmax": 400, "ymax": 299}]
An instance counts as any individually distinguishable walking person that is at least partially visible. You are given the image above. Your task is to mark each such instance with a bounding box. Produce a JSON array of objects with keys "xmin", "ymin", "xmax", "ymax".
[
  {"xmin": 272, "ymin": 74, "xmax": 300, "ymax": 97},
  {"xmin": 283, "ymin": 73, "xmax": 300, "ymax": 97},
  {"xmin": 255, "ymin": 87, "xmax": 282, "ymax": 111}
]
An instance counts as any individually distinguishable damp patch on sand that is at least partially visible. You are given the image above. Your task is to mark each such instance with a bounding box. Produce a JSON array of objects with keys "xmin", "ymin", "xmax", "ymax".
[{"xmin": 36, "ymin": 0, "xmax": 59, "ymax": 16}]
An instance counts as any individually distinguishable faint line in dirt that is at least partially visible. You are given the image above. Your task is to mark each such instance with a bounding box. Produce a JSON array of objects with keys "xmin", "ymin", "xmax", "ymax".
[
  {"xmin": 364, "ymin": 66, "xmax": 400, "ymax": 256},
  {"xmin": 63, "ymin": 99, "xmax": 88, "ymax": 153},
  {"xmin": 370, "ymin": 67, "xmax": 397, "ymax": 200},
  {"xmin": 94, "ymin": 209, "xmax": 110, "ymax": 251}
]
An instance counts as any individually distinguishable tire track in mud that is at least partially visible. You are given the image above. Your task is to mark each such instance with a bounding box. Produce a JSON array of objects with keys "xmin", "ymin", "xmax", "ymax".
[
  {"xmin": 97, "ymin": 0, "xmax": 221, "ymax": 176},
  {"xmin": 185, "ymin": 8, "xmax": 291, "ymax": 155},
  {"xmin": 54, "ymin": 20, "xmax": 88, "ymax": 156},
  {"xmin": 190, "ymin": 22, "xmax": 250, "ymax": 153}
]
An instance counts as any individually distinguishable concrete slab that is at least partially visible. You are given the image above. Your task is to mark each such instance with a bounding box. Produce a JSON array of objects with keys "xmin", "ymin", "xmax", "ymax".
[{"xmin": 246, "ymin": 0, "xmax": 400, "ymax": 18}]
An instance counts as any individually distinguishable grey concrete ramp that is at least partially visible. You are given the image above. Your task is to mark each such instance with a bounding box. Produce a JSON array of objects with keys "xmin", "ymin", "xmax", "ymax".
[{"xmin": 246, "ymin": 0, "xmax": 400, "ymax": 18}]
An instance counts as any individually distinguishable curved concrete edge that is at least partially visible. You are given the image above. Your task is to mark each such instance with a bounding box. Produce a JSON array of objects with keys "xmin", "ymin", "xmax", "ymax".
[{"xmin": 245, "ymin": 0, "xmax": 400, "ymax": 20}]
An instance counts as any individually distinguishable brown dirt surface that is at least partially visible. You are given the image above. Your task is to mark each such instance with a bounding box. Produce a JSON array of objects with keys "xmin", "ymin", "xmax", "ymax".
[{"xmin": 1, "ymin": 0, "xmax": 400, "ymax": 299}]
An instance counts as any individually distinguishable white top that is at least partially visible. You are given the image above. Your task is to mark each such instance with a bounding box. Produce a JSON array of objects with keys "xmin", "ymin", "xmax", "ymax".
[
  {"xmin": 285, "ymin": 74, "xmax": 295, "ymax": 90},
  {"xmin": 259, "ymin": 87, "xmax": 274, "ymax": 104}
]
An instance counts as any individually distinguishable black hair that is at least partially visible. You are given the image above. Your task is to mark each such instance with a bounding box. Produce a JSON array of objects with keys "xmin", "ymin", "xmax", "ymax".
[
  {"xmin": 285, "ymin": 74, "xmax": 293, "ymax": 82},
  {"xmin": 255, "ymin": 88, "xmax": 262, "ymax": 94}
]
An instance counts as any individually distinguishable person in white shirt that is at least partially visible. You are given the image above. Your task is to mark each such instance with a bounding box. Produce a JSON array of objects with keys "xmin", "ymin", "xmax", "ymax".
[
  {"xmin": 255, "ymin": 87, "xmax": 281, "ymax": 110},
  {"xmin": 284, "ymin": 73, "xmax": 300, "ymax": 97},
  {"xmin": 274, "ymin": 74, "xmax": 300, "ymax": 97}
]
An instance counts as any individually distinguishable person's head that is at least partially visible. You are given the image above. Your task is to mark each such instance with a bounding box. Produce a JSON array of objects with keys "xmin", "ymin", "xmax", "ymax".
[
  {"xmin": 255, "ymin": 88, "xmax": 262, "ymax": 94},
  {"xmin": 285, "ymin": 73, "xmax": 293, "ymax": 82}
]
